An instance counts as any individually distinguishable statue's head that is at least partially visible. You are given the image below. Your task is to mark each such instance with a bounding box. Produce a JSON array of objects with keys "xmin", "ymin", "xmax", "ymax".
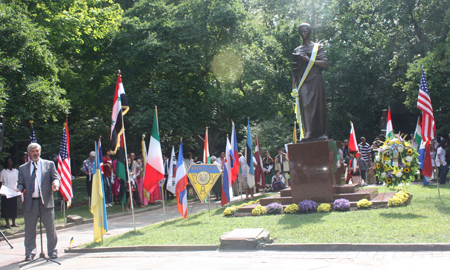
[{"xmin": 298, "ymin": 23, "xmax": 312, "ymax": 40}]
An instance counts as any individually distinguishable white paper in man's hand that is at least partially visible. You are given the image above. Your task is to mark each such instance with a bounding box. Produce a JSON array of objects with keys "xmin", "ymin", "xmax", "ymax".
[{"xmin": 0, "ymin": 185, "xmax": 22, "ymax": 199}]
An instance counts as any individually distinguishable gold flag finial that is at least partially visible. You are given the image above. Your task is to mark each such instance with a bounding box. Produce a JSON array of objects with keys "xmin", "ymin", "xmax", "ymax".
[{"xmin": 29, "ymin": 120, "xmax": 34, "ymax": 128}]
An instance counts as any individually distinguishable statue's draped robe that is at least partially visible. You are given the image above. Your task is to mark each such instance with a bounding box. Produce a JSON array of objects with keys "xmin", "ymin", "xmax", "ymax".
[{"xmin": 292, "ymin": 43, "xmax": 328, "ymax": 140}]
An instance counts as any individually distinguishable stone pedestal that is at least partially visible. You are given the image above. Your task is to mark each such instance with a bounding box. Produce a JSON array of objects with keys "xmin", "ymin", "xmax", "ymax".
[{"xmin": 288, "ymin": 140, "xmax": 336, "ymax": 204}]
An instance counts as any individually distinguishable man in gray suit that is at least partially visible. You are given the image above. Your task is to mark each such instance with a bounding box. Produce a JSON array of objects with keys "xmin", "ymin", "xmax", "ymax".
[{"xmin": 17, "ymin": 143, "xmax": 60, "ymax": 261}]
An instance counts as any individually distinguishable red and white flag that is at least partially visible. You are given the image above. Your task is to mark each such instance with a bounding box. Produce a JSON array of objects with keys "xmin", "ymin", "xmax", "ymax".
[
  {"xmin": 58, "ymin": 122, "xmax": 73, "ymax": 207},
  {"xmin": 348, "ymin": 122, "xmax": 359, "ymax": 153}
]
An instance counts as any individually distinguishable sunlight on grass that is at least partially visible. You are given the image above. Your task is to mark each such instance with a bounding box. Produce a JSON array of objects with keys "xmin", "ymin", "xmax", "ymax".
[{"xmin": 82, "ymin": 185, "xmax": 450, "ymax": 247}]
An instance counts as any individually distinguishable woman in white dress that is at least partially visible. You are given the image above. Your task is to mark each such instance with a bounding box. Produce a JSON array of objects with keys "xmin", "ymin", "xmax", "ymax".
[{"xmin": 1, "ymin": 157, "xmax": 19, "ymax": 228}]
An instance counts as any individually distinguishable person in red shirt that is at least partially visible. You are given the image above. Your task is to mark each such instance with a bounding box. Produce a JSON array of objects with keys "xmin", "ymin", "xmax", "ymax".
[{"xmin": 103, "ymin": 148, "xmax": 113, "ymax": 207}]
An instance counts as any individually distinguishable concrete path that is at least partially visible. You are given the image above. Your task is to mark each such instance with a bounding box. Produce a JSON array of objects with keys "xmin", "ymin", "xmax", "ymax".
[{"xmin": 0, "ymin": 197, "xmax": 225, "ymax": 269}]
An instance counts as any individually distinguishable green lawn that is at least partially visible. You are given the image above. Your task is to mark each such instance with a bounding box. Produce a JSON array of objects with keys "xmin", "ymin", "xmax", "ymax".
[{"xmin": 83, "ymin": 184, "xmax": 450, "ymax": 247}]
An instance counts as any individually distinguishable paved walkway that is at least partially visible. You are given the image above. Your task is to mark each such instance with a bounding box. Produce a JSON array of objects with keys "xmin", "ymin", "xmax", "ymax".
[
  {"xmin": 0, "ymin": 197, "xmax": 225, "ymax": 269},
  {"xmin": 1, "ymin": 184, "xmax": 449, "ymax": 269}
]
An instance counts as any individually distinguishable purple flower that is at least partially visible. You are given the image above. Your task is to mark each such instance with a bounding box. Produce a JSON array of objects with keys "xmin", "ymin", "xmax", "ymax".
[
  {"xmin": 297, "ymin": 200, "xmax": 318, "ymax": 213},
  {"xmin": 333, "ymin": 198, "xmax": 350, "ymax": 212},
  {"xmin": 266, "ymin": 202, "xmax": 283, "ymax": 214}
]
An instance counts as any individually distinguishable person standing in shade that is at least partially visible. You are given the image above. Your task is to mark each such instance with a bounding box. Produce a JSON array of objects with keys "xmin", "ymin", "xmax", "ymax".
[
  {"xmin": 358, "ymin": 137, "xmax": 371, "ymax": 167},
  {"xmin": 82, "ymin": 151, "xmax": 95, "ymax": 198},
  {"xmin": 17, "ymin": 143, "xmax": 60, "ymax": 261},
  {"xmin": 436, "ymin": 140, "xmax": 449, "ymax": 185},
  {"xmin": 1, "ymin": 157, "xmax": 19, "ymax": 228},
  {"xmin": 262, "ymin": 151, "xmax": 274, "ymax": 188},
  {"xmin": 239, "ymin": 153, "xmax": 257, "ymax": 200},
  {"xmin": 275, "ymin": 148, "xmax": 289, "ymax": 186},
  {"xmin": 102, "ymin": 148, "xmax": 113, "ymax": 207}
]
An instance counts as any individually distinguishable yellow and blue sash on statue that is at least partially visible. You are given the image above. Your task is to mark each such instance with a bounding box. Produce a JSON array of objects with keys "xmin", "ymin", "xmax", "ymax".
[{"xmin": 291, "ymin": 43, "xmax": 319, "ymax": 140}]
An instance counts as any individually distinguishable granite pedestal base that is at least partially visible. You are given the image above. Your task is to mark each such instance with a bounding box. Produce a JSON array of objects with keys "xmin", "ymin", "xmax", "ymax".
[{"xmin": 288, "ymin": 140, "xmax": 338, "ymax": 203}]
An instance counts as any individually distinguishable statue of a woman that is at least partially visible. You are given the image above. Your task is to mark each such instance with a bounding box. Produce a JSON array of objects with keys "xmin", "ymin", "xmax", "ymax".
[{"xmin": 292, "ymin": 23, "xmax": 328, "ymax": 141}]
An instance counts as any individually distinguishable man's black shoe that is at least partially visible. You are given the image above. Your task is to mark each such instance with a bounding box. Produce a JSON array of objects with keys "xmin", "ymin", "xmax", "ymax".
[
  {"xmin": 49, "ymin": 252, "xmax": 58, "ymax": 259},
  {"xmin": 25, "ymin": 254, "xmax": 35, "ymax": 261}
]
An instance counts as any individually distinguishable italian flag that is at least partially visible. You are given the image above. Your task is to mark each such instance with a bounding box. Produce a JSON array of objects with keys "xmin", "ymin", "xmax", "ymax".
[
  {"xmin": 386, "ymin": 108, "xmax": 394, "ymax": 139},
  {"xmin": 143, "ymin": 112, "xmax": 165, "ymax": 193},
  {"xmin": 203, "ymin": 127, "xmax": 210, "ymax": 164}
]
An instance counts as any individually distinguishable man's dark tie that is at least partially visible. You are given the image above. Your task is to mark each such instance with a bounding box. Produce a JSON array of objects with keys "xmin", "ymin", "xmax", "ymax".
[{"xmin": 29, "ymin": 162, "xmax": 37, "ymax": 194}]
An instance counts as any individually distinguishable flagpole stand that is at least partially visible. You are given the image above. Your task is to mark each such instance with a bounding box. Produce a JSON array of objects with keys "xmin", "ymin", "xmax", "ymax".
[{"xmin": 161, "ymin": 180, "xmax": 166, "ymax": 223}]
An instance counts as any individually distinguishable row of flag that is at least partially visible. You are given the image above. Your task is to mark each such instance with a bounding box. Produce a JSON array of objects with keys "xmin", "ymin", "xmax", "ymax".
[{"xmin": 347, "ymin": 68, "xmax": 435, "ymax": 184}]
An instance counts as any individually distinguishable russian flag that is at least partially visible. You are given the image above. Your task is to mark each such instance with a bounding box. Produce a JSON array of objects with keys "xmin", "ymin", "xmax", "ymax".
[
  {"xmin": 230, "ymin": 121, "xmax": 240, "ymax": 185},
  {"xmin": 175, "ymin": 140, "xmax": 188, "ymax": 218},
  {"xmin": 221, "ymin": 137, "xmax": 233, "ymax": 206}
]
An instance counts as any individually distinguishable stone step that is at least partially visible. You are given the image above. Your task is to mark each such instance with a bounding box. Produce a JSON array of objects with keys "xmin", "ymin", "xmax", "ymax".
[
  {"xmin": 259, "ymin": 194, "xmax": 292, "ymax": 206},
  {"xmin": 334, "ymin": 188, "xmax": 378, "ymax": 201},
  {"xmin": 332, "ymin": 183, "xmax": 359, "ymax": 194},
  {"xmin": 280, "ymin": 187, "xmax": 291, "ymax": 197}
]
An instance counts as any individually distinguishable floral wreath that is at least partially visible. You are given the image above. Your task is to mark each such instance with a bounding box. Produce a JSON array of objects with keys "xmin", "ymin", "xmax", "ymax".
[{"xmin": 373, "ymin": 135, "xmax": 420, "ymax": 187}]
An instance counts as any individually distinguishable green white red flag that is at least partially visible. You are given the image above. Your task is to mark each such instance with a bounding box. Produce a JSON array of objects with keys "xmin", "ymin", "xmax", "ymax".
[
  {"xmin": 143, "ymin": 111, "xmax": 165, "ymax": 193},
  {"xmin": 203, "ymin": 128, "xmax": 210, "ymax": 164},
  {"xmin": 386, "ymin": 108, "xmax": 394, "ymax": 139}
]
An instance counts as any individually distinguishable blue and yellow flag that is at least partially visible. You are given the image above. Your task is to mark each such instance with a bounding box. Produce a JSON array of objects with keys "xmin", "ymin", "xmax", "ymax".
[{"xmin": 91, "ymin": 141, "xmax": 108, "ymax": 242}]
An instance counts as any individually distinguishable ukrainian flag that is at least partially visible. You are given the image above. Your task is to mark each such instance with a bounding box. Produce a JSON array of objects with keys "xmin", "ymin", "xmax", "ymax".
[{"xmin": 90, "ymin": 141, "xmax": 108, "ymax": 242}]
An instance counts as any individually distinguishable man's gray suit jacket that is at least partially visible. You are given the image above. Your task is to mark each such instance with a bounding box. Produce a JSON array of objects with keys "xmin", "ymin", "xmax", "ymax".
[{"xmin": 17, "ymin": 159, "xmax": 60, "ymax": 213}]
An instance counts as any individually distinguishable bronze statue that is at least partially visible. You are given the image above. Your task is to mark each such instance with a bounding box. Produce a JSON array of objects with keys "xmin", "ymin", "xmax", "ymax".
[{"xmin": 292, "ymin": 23, "xmax": 328, "ymax": 140}]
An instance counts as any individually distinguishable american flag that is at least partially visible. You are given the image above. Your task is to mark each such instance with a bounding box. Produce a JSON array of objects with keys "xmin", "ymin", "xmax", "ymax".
[
  {"xmin": 58, "ymin": 122, "xmax": 73, "ymax": 207},
  {"xmin": 25, "ymin": 127, "xmax": 37, "ymax": 162},
  {"xmin": 22, "ymin": 126, "xmax": 37, "ymax": 203},
  {"xmin": 417, "ymin": 68, "xmax": 435, "ymax": 142}
]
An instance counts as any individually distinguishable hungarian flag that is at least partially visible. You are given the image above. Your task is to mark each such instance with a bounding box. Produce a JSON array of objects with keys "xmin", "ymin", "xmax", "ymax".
[
  {"xmin": 254, "ymin": 134, "xmax": 265, "ymax": 189},
  {"xmin": 414, "ymin": 116, "xmax": 422, "ymax": 148},
  {"xmin": 348, "ymin": 122, "xmax": 359, "ymax": 153},
  {"xmin": 58, "ymin": 122, "xmax": 72, "ymax": 208},
  {"xmin": 230, "ymin": 121, "xmax": 240, "ymax": 184},
  {"xmin": 245, "ymin": 120, "xmax": 255, "ymax": 188},
  {"xmin": 203, "ymin": 128, "xmax": 210, "ymax": 164},
  {"xmin": 175, "ymin": 140, "xmax": 188, "ymax": 218},
  {"xmin": 221, "ymin": 136, "xmax": 233, "ymax": 206},
  {"xmin": 386, "ymin": 108, "xmax": 394, "ymax": 139},
  {"xmin": 143, "ymin": 112, "xmax": 165, "ymax": 193},
  {"xmin": 110, "ymin": 71, "xmax": 129, "ymax": 155}
]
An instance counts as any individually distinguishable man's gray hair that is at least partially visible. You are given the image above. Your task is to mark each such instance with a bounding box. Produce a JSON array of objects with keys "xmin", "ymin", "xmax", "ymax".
[
  {"xmin": 89, "ymin": 151, "xmax": 96, "ymax": 157},
  {"xmin": 27, "ymin": 143, "xmax": 41, "ymax": 152}
]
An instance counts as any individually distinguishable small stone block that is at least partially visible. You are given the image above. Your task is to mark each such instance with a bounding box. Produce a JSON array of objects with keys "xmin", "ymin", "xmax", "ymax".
[
  {"xmin": 220, "ymin": 228, "xmax": 270, "ymax": 250},
  {"xmin": 67, "ymin": 215, "xmax": 84, "ymax": 225}
]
